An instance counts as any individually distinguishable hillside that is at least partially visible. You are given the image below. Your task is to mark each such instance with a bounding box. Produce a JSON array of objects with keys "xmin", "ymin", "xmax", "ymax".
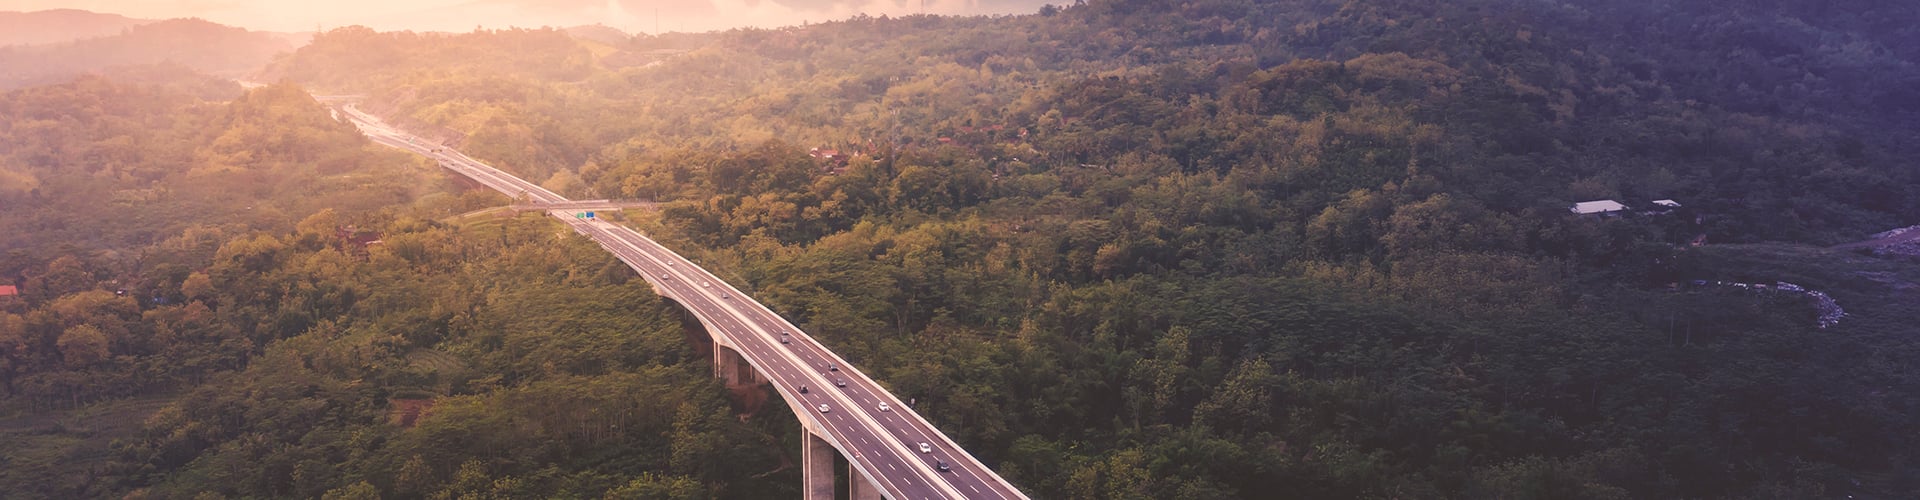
[
  {"xmin": 0, "ymin": 71, "xmax": 783, "ymax": 498},
  {"xmin": 0, "ymin": 0, "xmax": 1915, "ymax": 498},
  {"xmin": 563, "ymin": 24, "xmax": 632, "ymax": 46},
  {"xmin": 0, "ymin": 9, "xmax": 150, "ymax": 47},
  {"xmin": 255, "ymin": 1, "xmax": 1920, "ymax": 497},
  {"xmin": 0, "ymin": 18, "xmax": 293, "ymax": 89}
]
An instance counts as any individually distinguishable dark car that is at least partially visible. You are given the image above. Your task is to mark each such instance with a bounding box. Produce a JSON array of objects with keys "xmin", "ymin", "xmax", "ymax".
[
  {"xmin": 829, "ymin": 364, "xmax": 839, "ymax": 372},
  {"xmin": 799, "ymin": 385, "xmax": 809, "ymax": 394},
  {"xmin": 780, "ymin": 335, "xmax": 791, "ymax": 344},
  {"xmin": 936, "ymin": 461, "xmax": 951, "ymax": 472}
]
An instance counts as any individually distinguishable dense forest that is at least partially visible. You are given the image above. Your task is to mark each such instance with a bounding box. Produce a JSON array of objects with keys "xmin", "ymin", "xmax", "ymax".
[
  {"xmin": 3, "ymin": 0, "xmax": 1918, "ymax": 498},
  {"xmin": 0, "ymin": 76, "xmax": 768, "ymax": 498}
]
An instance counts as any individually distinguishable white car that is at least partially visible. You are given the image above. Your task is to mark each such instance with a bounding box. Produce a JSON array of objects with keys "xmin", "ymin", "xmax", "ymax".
[
  {"xmin": 918, "ymin": 442, "xmax": 932, "ymax": 453},
  {"xmin": 818, "ymin": 404, "xmax": 830, "ymax": 413},
  {"xmin": 702, "ymin": 282, "xmax": 711, "ymax": 288},
  {"xmin": 878, "ymin": 402, "xmax": 891, "ymax": 412}
]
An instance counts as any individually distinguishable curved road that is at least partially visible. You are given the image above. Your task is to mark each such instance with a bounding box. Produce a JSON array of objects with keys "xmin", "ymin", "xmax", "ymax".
[{"xmin": 339, "ymin": 104, "xmax": 1027, "ymax": 500}]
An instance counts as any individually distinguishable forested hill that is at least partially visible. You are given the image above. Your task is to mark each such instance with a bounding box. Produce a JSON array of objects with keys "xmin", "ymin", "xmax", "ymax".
[
  {"xmin": 250, "ymin": 1, "xmax": 1920, "ymax": 497},
  {"xmin": 275, "ymin": 0, "xmax": 1918, "ymax": 244},
  {"xmin": 0, "ymin": 76, "xmax": 775, "ymax": 498},
  {"xmin": 0, "ymin": 9, "xmax": 151, "ymax": 47},
  {"xmin": 0, "ymin": 18, "xmax": 294, "ymax": 89},
  {"xmin": 2, "ymin": 0, "xmax": 1917, "ymax": 499}
]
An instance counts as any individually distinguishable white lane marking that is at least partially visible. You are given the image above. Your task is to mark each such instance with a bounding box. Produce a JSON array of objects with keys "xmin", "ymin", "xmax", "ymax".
[
  {"xmin": 970, "ymin": 485, "xmax": 980, "ymax": 494},
  {"xmin": 887, "ymin": 463, "xmax": 897, "ymax": 472}
]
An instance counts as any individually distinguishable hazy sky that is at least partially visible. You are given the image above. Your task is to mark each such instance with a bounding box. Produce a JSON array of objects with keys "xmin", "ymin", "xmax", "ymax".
[{"xmin": 0, "ymin": 0, "xmax": 1055, "ymax": 34}]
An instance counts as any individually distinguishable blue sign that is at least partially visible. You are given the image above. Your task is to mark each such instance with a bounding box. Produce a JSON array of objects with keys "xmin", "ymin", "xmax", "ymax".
[{"xmin": 586, "ymin": 211, "xmax": 595, "ymax": 219}]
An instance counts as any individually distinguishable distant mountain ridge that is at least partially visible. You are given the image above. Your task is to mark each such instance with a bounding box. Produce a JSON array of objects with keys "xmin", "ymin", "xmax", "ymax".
[
  {"xmin": 0, "ymin": 17, "xmax": 293, "ymax": 89},
  {"xmin": 0, "ymin": 9, "xmax": 152, "ymax": 47},
  {"xmin": 563, "ymin": 24, "xmax": 631, "ymax": 46}
]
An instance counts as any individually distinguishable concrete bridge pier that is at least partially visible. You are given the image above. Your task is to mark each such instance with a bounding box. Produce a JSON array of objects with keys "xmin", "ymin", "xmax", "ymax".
[
  {"xmin": 644, "ymin": 276, "xmax": 890, "ymax": 499},
  {"xmin": 803, "ymin": 427, "xmax": 885, "ymax": 500},
  {"xmin": 804, "ymin": 432, "xmax": 837, "ymax": 500},
  {"xmin": 712, "ymin": 344, "xmax": 767, "ymax": 388},
  {"xmin": 850, "ymin": 462, "xmax": 884, "ymax": 500}
]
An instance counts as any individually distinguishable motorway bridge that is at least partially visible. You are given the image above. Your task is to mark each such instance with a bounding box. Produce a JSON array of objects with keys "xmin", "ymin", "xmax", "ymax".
[{"xmin": 337, "ymin": 104, "xmax": 1028, "ymax": 500}]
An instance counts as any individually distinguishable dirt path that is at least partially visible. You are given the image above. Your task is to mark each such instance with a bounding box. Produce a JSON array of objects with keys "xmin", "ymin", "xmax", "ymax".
[{"xmin": 1830, "ymin": 226, "xmax": 1920, "ymax": 250}]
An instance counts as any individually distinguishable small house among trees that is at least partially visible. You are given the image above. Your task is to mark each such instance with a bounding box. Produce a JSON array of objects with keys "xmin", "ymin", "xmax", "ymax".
[
  {"xmin": 335, "ymin": 226, "xmax": 384, "ymax": 256},
  {"xmin": 1571, "ymin": 199, "xmax": 1628, "ymax": 216},
  {"xmin": 1645, "ymin": 199, "xmax": 1683, "ymax": 215}
]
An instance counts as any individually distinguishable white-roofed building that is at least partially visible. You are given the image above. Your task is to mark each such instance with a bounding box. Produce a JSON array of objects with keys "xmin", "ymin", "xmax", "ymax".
[
  {"xmin": 1571, "ymin": 200, "xmax": 1629, "ymax": 215},
  {"xmin": 1652, "ymin": 199, "xmax": 1681, "ymax": 208}
]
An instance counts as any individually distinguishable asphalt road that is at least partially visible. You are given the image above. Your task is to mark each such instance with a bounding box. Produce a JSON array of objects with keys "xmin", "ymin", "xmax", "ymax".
[{"xmin": 339, "ymin": 104, "xmax": 1027, "ymax": 500}]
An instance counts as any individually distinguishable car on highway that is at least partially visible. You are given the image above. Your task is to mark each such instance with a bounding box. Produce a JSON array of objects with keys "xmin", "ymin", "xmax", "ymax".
[
  {"xmin": 918, "ymin": 442, "xmax": 932, "ymax": 453},
  {"xmin": 829, "ymin": 364, "xmax": 839, "ymax": 372},
  {"xmin": 936, "ymin": 461, "xmax": 951, "ymax": 472},
  {"xmin": 660, "ymin": 273, "xmax": 670, "ymax": 279},
  {"xmin": 817, "ymin": 404, "xmax": 830, "ymax": 413},
  {"xmin": 799, "ymin": 385, "xmax": 808, "ymax": 394},
  {"xmin": 701, "ymin": 282, "xmax": 711, "ymax": 288},
  {"xmin": 779, "ymin": 335, "xmax": 791, "ymax": 344},
  {"xmin": 878, "ymin": 402, "xmax": 891, "ymax": 412},
  {"xmin": 835, "ymin": 379, "xmax": 847, "ymax": 387}
]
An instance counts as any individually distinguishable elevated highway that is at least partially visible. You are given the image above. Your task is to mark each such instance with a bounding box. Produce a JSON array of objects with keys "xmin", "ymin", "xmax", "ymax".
[
  {"xmin": 337, "ymin": 103, "xmax": 1027, "ymax": 500},
  {"xmin": 514, "ymin": 200, "xmax": 660, "ymax": 211}
]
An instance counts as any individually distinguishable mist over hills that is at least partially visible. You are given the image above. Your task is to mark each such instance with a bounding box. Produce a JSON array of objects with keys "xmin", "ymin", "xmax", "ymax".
[
  {"xmin": 0, "ymin": 9, "xmax": 151, "ymax": 47},
  {"xmin": 0, "ymin": 17, "xmax": 294, "ymax": 89},
  {"xmin": 0, "ymin": 1, "xmax": 1057, "ymax": 35},
  {"xmin": 562, "ymin": 24, "xmax": 633, "ymax": 46}
]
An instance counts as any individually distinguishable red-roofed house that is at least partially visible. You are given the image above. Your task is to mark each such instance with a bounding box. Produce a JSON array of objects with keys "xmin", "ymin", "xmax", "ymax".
[{"xmin": 0, "ymin": 285, "xmax": 17, "ymax": 297}]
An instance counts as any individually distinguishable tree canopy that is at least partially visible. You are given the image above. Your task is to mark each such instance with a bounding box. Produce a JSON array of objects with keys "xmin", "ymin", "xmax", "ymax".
[{"xmin": 3, "ymin": 0, "xmax": 1918, "ymax": 498}]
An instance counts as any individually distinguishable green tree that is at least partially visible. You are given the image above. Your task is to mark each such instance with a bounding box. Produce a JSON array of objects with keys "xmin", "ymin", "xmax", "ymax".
[{"xmin": 56, "ymin": 324, "xmax": 110, "ymax": 368}]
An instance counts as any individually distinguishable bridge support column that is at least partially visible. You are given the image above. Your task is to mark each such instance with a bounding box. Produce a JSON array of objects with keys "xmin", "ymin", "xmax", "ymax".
[
  {"xmin": 712, "ymin": 345, "xmax": 765, "ymax": 387},
  {"xmin": 713, "ymin": 344, "xmax": 738, "ymax": 385},
  {"xmin": 850, "ymin": 463, "xmax": 884, "ymax": 500},
  {"xmin": 803, "ymin": 431, "xmax": 836, "ymax": 500}
]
